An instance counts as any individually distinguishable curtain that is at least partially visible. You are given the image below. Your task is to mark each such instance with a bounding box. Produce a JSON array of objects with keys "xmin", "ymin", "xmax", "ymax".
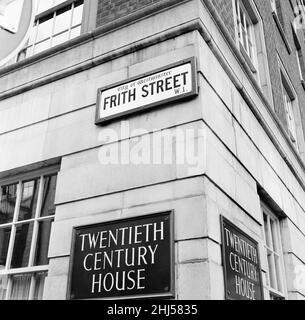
[
  {"xmin": 10, "ymin": 274, "xmax": 31, "ymax": 300},
  {"xmin": 33, "ymin": 272, "xmax": 47, "ymax": 300},
  {"xmin": 0, "ymin": 275, "xmax": 8, "ymax": 300}
]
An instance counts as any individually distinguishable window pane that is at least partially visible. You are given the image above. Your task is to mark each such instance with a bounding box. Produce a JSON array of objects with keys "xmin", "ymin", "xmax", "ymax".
[
  {"xmin": 0, "ymin": 275, "xmax": 8, "ymax": 300},
  {"xmin": 270, "ymin": 219, "xmax": 279, "ymax": 252},
  {"xmin": 34, "ymin": 220, "xmax": 53, "ymax": 266},
  {"xmin": 52, "ymin": 31, "xmax": 69, "ymax": 47},
  {"xmin": 36, "ymin": 17, "xmax": 53, "ymax": 42},
  {"xmin": 34, "ymin": 39, "xmax": 51, "ymax": 54},
  {"xmin": 264, "ymin": 214, "xmax": 271, "ymax": 248},
  {"xmin": 11, "ymin": 222, "xmax": 34, "ymax": 269},
  {"xmin": 40, "ymin": 175, "xmax": 57, "ymax": 217},
  {"xmin": 267, "ymin": 251, "xmax": 277, "ymax": 289},
  {"xmin": 33, "ymin": 272, "xmax": 47, "ymax": 300},
  {"xmin": 72, "ymin": 2, "xmax": 83, "ymax": 26},
  {"xmin": 0, "ymin": 184, "xmax": 17, "ymax": 225},
  {"xmin": 0, "ymin": 227, "xmax": 11, "ymax": 269},
  {"xmin": 10, "ymin": 274, "xmax": 32, "ymax": 300},
  {"xmin": 19, "ymin": 180, "xmax": 39, "ymax": 222},
  {"xmin": 242, "ymin": 28, "xmax": 247, "ymax": 50},
  {"xmin": 70, "ymin": 25, "xmax": 81, "ymax": 39},
  {"xmin": 54, "ymin": 7, "xmax": 71, "ymax": 34},
  {"xmin": 275, "ymin": 255, "xmax": 283, "ymax": 292}
]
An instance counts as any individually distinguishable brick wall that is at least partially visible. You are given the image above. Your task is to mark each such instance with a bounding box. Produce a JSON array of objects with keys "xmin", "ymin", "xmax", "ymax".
[
  {"xmin": 95, "ymin": 0, "xmax": 305, "ymax": 145},
  {"xmin": 209, "ymin": 0, "xmax": 305, "ymax": 143},
  {"xmin": 210, "ymin": 0, "xmax": 235, "ymax": 40},
  {"xmin": 96, "ymin": 0, "xmax": 163, "ymax": 26},
  {"xmin": 254, "ymin": 0, "xmax": 305, "ymax": 137}
]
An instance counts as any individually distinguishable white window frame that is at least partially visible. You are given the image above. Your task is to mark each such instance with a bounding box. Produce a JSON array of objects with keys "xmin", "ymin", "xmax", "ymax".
[
  {"xmin": 277, "ymin": 55, "xmax": 301, "ymax": 151},
  {"xmin": 270, "ymin": 0, "xmax": 277, "ymax": 14},
  {"xmin": 0, "ymin": 169, "xmax": 58, "ymax": 300},
  {"xmin": 233, "ymin": 0, "xmax": 258, "ymax": 69},
  {"xmin": 261, "ymin": 203, "xmax": 287, "ymax": 300},
  {"xmin": 233, "ymin": 0, "xmax": 275, "ymax": 107},
  {"xmin": 18, "ymin": 0, "xmax": 84, "ymax": 61},
  {"xmin": 283, "ymin": 87, "xmax": 298, "ymax": 147},
  {"xmin": 296, "ymin": 50, "xmax": 303, "ymax": 81}
]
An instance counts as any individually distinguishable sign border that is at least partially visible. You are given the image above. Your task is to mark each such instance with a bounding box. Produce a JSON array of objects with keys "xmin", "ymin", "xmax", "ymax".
[
  {"xmin": 67, "ymin": 210, "xmax": 175, "ymax": 300},
  {"xmin": 95, "ymin": 57, "xmax": 198, "ymax": 125},
  {"xmin": 220, "ymin": 215, "xmax": 264, "ymax": 301}
]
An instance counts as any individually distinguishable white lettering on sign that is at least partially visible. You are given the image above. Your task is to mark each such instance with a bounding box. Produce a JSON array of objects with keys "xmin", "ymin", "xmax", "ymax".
[
  {"xmin": 97, "ymin": 61, "xmax": 196, "ymax": 123},
  {"xmin": 79, "ymin": 221, "xmax": 165, "ymax": 295}
]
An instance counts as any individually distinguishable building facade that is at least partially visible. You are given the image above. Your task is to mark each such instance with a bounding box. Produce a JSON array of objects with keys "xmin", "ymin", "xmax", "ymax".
[{"xmin": 0, "ymin": 0, "xmax": 305, "ymax": 300}]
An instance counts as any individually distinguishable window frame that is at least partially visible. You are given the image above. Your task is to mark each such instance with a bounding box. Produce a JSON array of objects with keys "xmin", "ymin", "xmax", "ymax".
[
  {"xmin": 270, "ymin": 0, "xmax": 277, "ymax": 14},
  {"xmin": 261, "ymin": 202, "xmax": 287, "ymax": 300},
  {"xmin": 233, "ymin": 0, "xmax": 258, "ymax": 71},
  {"xmin": 18, "ymin": 0, "xmax": 84, "ymax": 60},
  {"xmin": 0, "ymin": 167, "xmax": 58, "ymax": 300},
  {"xmin": 277, "ymin": 56, "xmax": 301, "ymax": 151}
]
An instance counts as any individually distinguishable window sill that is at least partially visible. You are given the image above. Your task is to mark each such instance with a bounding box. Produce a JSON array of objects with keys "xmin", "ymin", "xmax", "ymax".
[
  {"xmin": 239, "ymin": 44, "xmax": 257, "ymax": 74},
  {"xmin": 272, "ymin": 11, "xmax": 292, "ymax": 54},
  {"xmin": 291, "ymin": 22, "xmax": 302, "ymax": 50}
]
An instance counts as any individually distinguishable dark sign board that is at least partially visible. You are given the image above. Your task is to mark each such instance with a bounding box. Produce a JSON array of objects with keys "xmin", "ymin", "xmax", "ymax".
[
  {"xmin": 69, "ymin": 212, "xmax": 175, "ymax": 300},
  {"xmin": 220, "ymin": 216, "xmax": 264, "ymax": 300},
  {"xmin": 95, "ymin": 57, "xmax": 198, "ymax": 124}
]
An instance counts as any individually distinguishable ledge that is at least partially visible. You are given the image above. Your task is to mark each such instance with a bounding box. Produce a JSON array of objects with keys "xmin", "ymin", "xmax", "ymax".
[
  {"xmin": 0, "ymin": 0, "xmax": 305, "ymax": 200},
  {"xmin": 0, "ymin": 0, "xmax": 187, "ymax": 78},
  {"xmin": 200, "ymin": 0, "xmax": 305, "ymax": 194},
  {"xmin": 239, "ymin": 44, "xmax": 257, "ymax": 74},
  {"xmin": 272, "ymin": 11, "xmax": 292, "ymax": 54}
]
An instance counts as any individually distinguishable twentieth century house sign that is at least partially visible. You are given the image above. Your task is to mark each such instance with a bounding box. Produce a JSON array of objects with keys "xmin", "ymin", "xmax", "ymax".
[
  {"xmin": 68, "ymin": 212, "xmax": 175, "ymax": 300},
  {"xmin": 220, "ymin": 216, "xmax": 264, "ymax": 300},
  {"xmin": 95, "ymin": 57, "xmax": 198, "ymax": 124}
]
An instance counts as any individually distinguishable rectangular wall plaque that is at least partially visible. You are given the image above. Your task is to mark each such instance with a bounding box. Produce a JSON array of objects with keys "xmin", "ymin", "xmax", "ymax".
[
  {"xmin": 95, "ymin": 57, "xmax": 198, "ymax": 124},
  {"xmin": 68, "ymin": 212, "xmax": 175, "ymax": 300},
  {"xmin": 220, "ymin": 216, "xmax": 264, "ymax": 300}
]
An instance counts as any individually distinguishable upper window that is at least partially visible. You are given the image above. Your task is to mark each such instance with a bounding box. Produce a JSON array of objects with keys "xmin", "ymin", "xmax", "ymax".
[
  {"xmin": 262, "ymin": 203, "xmax": 286, "ymax": 300},
  {"xmin": 283, "ymin": 86, "xmax": 298, "ymax": 149},
  {"xmin": 296, "ymin": 49, "xmax": 305, "ymax": 89},
  {"xmin": 270, "ymin": 0, "xmax": 284, "ymax": 25},
  {"xmin": 0, "ymin": 173, "xmax": 57, "ymax": 300},
  {"xmin": 17, "ymin": 0, "xmax": 84, "ymax": 61},
  {"xmin": 278, "ymin": 58, "xmax": 300, "ymax": 151},
  {"xmin": 233, "ymin": 0, "xmax": 275, "ymax": 105},
  {"xmin": 270, "ymin": 0, "xmax": 278, "ymax": 14},
  {"xmin": 234, "ymin": 0, "xmax": 256, "ymax": 67}
]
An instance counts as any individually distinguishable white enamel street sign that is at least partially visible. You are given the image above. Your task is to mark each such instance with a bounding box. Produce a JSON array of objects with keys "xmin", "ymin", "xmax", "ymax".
[
  {"xmin": 0, "ymin": 0, "xmax": 35, "ymax": 67},
  {"xmin": 96, "ymin": 58, "xmax": 198, "ymax": 124},
  {"xmin": 0, "ymin": 0, "xmax": 24, "ymax": 34}
]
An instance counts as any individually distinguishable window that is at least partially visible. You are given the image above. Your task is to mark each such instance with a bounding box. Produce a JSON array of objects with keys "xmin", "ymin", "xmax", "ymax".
[
  {"xmin": 270, "ymin": 0, "xmax": 284, "ymax": 25},
  {"xmin": 234, "ymin": 0, "xmax": 256, "ymax": 67},
  {"xmin": 270, "ymin": 0, "xmax": 292, "ymax": 53},
  {"xmin": 283, "ymin": 87, "xmax": 298, "ymax": 149},
  {"xmin": 262, "ymin": 203, "xmax": 286, "ymax": 300},
  {"xmin": 17, "ymin": 0, "xmax": 84, "ymax": 61},
  {"xmin": 270, "ymin": 0, "xmax": 278, "ymax": 14},
  {"xmin": 296, "ymin": 49, "xmax": 305, "ymax": 90},
  {"xmin": 233, "ymin": 0, "xmax": 274, "ymax": 105},
  {"xmin": 0, "ymin": 174, "xmax": 57, "ymax": 300}
]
